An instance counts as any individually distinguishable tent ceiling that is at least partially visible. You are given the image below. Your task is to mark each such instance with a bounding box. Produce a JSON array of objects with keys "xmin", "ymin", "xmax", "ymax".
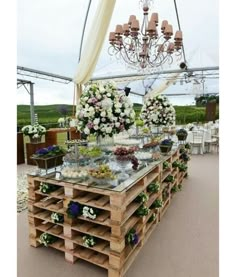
[{"xmin": 17, "ymin": 0, "xmax": 218, "ymax": 104}]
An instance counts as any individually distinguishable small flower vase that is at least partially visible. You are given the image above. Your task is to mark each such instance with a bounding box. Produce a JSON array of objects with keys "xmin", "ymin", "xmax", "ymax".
[
  {"xmin": 150, "ymin": 125, "xmax": 161, "ymax": 134},
  {"xmin": 115, "ymin": 156, "xmax": 130, "ymax": 181},
  {"xmin": 96, "ymin": 135, "xmax": 114, "ymax": 147},
  {"xmin": 29, "ymin": 136, "xmax": 42, "ymax": 144}
]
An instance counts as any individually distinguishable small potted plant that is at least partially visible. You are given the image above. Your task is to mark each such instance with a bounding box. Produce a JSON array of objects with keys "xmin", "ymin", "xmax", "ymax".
[
  {"xmin": 176, "ymin": 129, "xmax": 188, "ymax": 141},
  {"xmin": 31, "ymin": 145, "xmax": 67, "ymax": 173},
  {"xmin": 21, "ymin": 123, "xmax": 46, "ymax": 143},
  {"xmin": 159, "ymin": 139, "xmax": 174, "ymax": 154}
]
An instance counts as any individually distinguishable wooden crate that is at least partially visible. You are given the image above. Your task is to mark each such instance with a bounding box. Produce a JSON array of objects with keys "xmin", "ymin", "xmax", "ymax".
[{"xmin": 27, "ymin": 147, "xmax": 189, "ymax": 277}]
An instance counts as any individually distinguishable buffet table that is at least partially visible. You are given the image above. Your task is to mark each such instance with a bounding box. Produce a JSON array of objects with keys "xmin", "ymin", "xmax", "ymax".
[{"xmin": 27, "ymin": 147, "xmax": 189, "ymax": 277}]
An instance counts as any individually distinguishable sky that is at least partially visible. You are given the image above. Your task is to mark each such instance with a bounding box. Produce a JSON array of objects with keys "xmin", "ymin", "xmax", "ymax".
[{"xmin": 17, "ymin": 0, "xmax": 219, "ymax": 106}]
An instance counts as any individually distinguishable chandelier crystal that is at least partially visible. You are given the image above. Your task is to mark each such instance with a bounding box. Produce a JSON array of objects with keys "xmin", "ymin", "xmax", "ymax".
[{"xmin": 108, "ymin": 0, "xmax": 183, "ymax": 70}]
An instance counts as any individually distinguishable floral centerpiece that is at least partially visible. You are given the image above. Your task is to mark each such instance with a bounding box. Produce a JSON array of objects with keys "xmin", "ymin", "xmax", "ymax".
[
  {"xmin": 140, "ymin": 94, "xmax": 175, "ymax": 129},
  {"xmin": 76, "ymin": 81, "xmax": 136, "ymax": 139},
  {"xmin": 159, "ymin": 139, "xmax": 174, "ymax": 154},
  {"xmin": 21, "ymin": 123, "xmax": 46, "ymax": 143}
]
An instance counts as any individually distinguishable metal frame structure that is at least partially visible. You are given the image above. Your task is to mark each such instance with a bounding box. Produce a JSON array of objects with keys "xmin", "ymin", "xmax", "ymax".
[{"xmin": 17, "ymin": 78, "xmax": 35, "ymax": 125}]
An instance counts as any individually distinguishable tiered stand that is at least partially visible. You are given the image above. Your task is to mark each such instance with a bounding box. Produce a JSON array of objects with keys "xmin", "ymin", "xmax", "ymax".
[{"xmin": 27, "ymin": 147, "xmax": 188, "ymax": 277}]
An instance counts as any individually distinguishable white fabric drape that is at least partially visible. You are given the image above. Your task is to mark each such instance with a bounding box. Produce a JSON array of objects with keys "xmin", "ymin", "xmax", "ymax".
[
  {"xmin": 144, "ymin": 72, "xmax": 180, "ymax": 99},
  {"xmin": 73, "ymin": 0, "xmax": 116, "ymax": 105}
]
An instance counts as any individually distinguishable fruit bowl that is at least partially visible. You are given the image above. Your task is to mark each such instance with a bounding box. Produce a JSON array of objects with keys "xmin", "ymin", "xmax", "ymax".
[{"xmin": 89, "ymin": 164, "xmax": 117, "ymax": 186}]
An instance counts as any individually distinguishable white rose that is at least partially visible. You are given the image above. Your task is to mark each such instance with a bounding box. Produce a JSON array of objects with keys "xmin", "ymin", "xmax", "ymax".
[
  {"xmin": 84, "ymin": 127, "xmax": 90, "ymax": 135},
  {"xmin": 93, "ymin": 118, "xmax": 100, "ymax": 125},
  {"xmin": 101, "ymin": 111, "xmax": 106, "ymax": 117},
  {"xmin": 115, "ymin": 109, "xmax": 121, "ymax": 114},
  {"xmin": 106, "ymin": 127, "xmax": 112, "ymax": 134},
  {"xmin": 115, "ymin": 103, "xmax": 122, "ymax": 108},
  {"xmin": 115, "ymin": 122, "xmax": 120, "ymax": 128},
  {"xmin": 126, "ymin": 119, "xmax": 130, "ymax": 123},
  {"xmin": 94, "ymin": 125, "xmax": 99, "ymax": 130},
  {"xmin": 124, "ymin": 110, "xmax": 130, "ymax": 116}
]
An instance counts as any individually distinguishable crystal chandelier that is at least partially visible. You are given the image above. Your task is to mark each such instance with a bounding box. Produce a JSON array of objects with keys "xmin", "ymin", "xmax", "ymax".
[{"xmin": 108, "ymin": 0, "xmax": 183, "ymax": 70}]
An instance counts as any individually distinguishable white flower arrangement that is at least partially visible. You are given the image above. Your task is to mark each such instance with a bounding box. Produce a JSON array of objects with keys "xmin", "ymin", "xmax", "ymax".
[
  {"xmin": 21, "ymin": 124, "xmax": 46, "ymax": 138},
  {"xmin": 39, "ymin": 233, "xmax": 57, "ymax": 247},
  {"xmin": 82, "ymin": 235, "xmax": 96, "ymax": 248},
  {"xmin": 140, "ymin": 94, "xmax": 175, "ymax": 127},
  {"xmin": 186, "ymin": 123, "xmax": 195, "ymax": 131},
  {"xmin": 51, "ymin": 212, "xmax": 64, "ymax": 223},
  {"xmin": 82, "ymin": 206, "xmax": 97, "ymax": 220},
  {"xmin": 76, "ymin": 81, "xmax": 136, "ymax": 137}
]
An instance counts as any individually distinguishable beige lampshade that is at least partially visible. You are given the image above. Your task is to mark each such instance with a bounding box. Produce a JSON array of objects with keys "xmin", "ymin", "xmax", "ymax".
[
  {"xmin": 147, "ymin": 20, "xmax": 156, "ymax": 32},
  {"xmin": 131, "ymin": 19, "xmax": 140, "ymax": 30},
  {"xmin": 123, "ymin": 24, "xmax": 129, "ymax": 32},
  {"xmin": 174, "ymin": 30, "xmax": 183, "ymax": 41},
  {"xmin": 128, "ymin": 15, "xmax": 136, "ymax": 25},
  {"xmin": 151, "ymin": 13, "xmax": 158, "ymax": 24},
  {"xmin": 165, "ymin": 24, "xmax": 173, "ymax": 35},
  {"xmin": 115, "ymin": 25, "xmax": 123, "ymax": 34},
  {"xmin": 109, "ymin": 32, "xmax": 116, "ymax": 41},
  {"xmin": 161, "ymin": 20, "xmax": 168, "ymax": 31}
]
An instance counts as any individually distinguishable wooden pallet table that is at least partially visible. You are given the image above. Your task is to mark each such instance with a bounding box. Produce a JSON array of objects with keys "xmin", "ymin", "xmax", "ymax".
[{"xmin": 27, "ymin": 147, "xmax": 189, "ymax": 277}]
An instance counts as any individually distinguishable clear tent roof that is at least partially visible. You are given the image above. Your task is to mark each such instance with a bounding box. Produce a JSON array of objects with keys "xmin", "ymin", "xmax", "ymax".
[{"xmin": 17, "ymin": 0, "xmax": 219, "ymax": 105}]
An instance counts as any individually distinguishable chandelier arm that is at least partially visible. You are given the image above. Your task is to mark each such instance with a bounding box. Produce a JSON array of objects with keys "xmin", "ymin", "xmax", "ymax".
[{"xmin": 173, "ymin": 0, "xmax": 186, "ymax": 63}]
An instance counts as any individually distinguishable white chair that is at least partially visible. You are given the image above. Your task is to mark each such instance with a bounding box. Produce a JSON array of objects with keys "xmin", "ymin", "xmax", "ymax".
[
  {"xmin": 189, "ymin": 130, "xmax": 204, "ymax": 154},
  {"xmin": 205, "ymin": 134, "xmax": 219, "ymax": 153}
]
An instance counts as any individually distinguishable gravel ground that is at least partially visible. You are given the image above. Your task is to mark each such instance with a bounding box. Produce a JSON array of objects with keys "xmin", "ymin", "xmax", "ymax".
[{"xmin": 17, "ymin": 163, "xmax": 37, "ymax": 213}]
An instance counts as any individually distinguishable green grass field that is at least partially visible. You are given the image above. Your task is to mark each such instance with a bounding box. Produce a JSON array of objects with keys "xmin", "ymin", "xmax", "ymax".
[{"xmin": 17, "ymin": 103, "xmax": 219, "ymax": 128}]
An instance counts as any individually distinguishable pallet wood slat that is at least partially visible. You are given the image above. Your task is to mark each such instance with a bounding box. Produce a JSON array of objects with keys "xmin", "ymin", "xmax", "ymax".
[{"xmin": 28, "ymin": 148, "xmax": 188, "ymax": 277}]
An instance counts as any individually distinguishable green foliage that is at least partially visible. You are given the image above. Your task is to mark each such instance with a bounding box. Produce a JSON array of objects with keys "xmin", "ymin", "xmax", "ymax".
[
  {"xmin": 150, "ymin": 199, "xmax": 163, "ymax": 209},
  {"xmin": 17, "ymin": 103, "xmax": 219, "ymax": 127},
  {"xmin": 195, "ymin": 94, "xmax": 219, "ymax": 106},
  {"xmin": 17, "ymin": 104, "xmax": 75, "ymax": 127},
  {"xmin": 147, "ymin": 182, "xmax": 160, "ymax": 193},
  {"xmin": 135, "ymin": 192, "xmax": 149, "ymax": 203},
  {"xmin": 135, "ymin": 205, "xmax": 150, "ymax": 217},
  {"xmin": 147, "ymin": 213, "xmax": 157, "ymax": 223}
]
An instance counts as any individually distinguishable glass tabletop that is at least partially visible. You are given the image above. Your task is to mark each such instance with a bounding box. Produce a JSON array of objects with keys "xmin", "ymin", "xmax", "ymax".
[{"xmin": 30, "ymin": 147, "xmax": 178, "ymax": 193}]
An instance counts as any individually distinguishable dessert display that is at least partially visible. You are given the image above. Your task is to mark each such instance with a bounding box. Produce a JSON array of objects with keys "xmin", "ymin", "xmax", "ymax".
[
  {"xmin": 61, "ymin": 167, "xmax": 88, "ymax": 180},
  {"xmin": 65, "ymin": 139, "xmax": 88, "ymax": 145},
  {"xmin": 135, "ymin": 152, "xmax": 153, "ymax": 160},
  {"xmin": 114, "ymin": 138, "xmax": 141, "ymax": 146},
  {"xmin": 114, "ymin": 147, "xmax": 139, "ymax": 170}
]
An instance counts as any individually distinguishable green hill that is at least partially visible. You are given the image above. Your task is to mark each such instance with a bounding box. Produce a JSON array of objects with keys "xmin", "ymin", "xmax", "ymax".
[{"xmin": 17, "ymin": 104, "xmax": 219, "ymax": 128}]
